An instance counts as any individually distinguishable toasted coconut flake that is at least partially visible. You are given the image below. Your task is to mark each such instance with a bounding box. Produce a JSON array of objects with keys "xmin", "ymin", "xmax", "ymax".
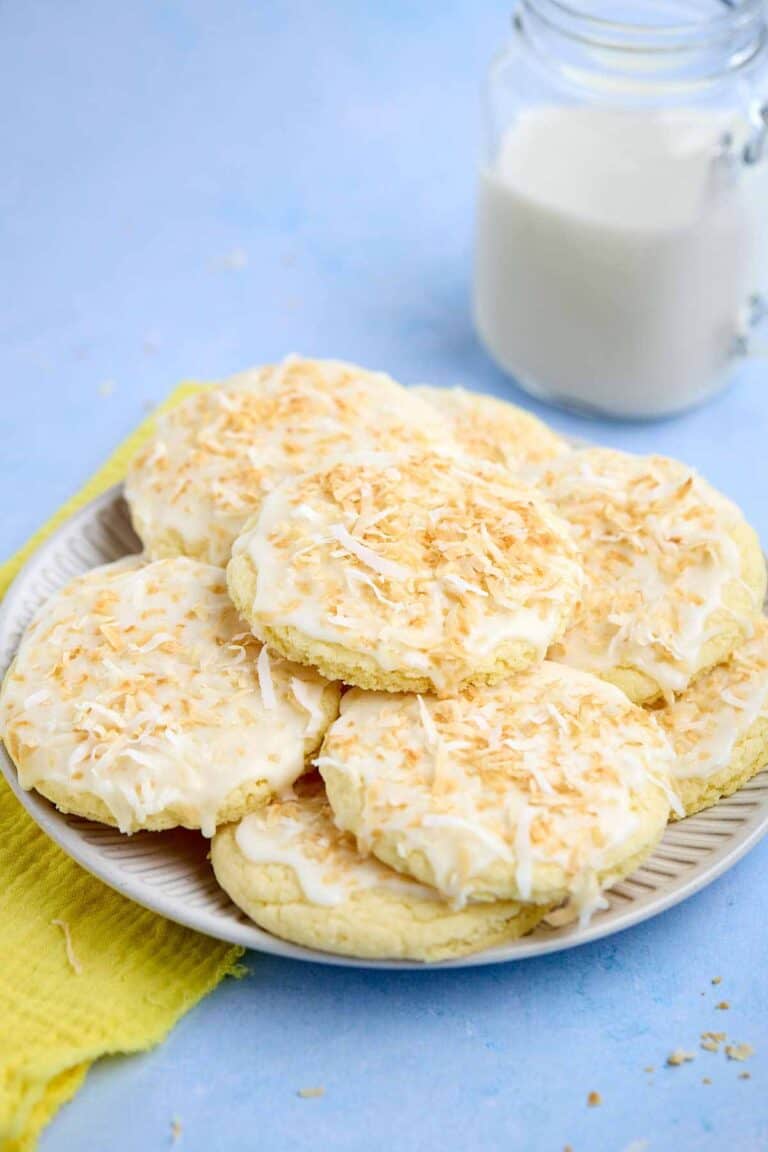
[
  {"xmin": 0, "ymin": 557, "xmax": 337, "ymax": 835},
  {"xmin": 320, "ymin": 665, "xmax": 673, "ymax": 914},
  {"xmin": 290, "ymin": 676, "xmax": 327, "ymax": 735},
  {"xmin": 539, "ymin": 448, "xmax": 761, "ymax": 694},
  {"xmin": 241, "ymin": 451, "xmax": 583, "ymax": 691},
  {"xmin": 328, "ymin": 523, "xmax": 410, "ymax": 582},
  {"xmin": 51, "ymin": 919, "xmax": 82, "ymax": 975},
  {"xmin": 416, "ymin": 695, "xmax": 439, "ymax": 748},
  {"xmin": 257, "ymin": 645, "xmax": 276, "ymax": 711},
  {"xmin": 24, "ymin": 689, "xmax": 51, "ymax": 709},
  {"xmin": 443, "ymin": 573, "xmax": 488, "ymax": 598}
]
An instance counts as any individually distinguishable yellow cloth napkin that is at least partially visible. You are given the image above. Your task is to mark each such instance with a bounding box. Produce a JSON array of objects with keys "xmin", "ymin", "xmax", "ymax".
[{"xmin": 0, "ymin": 384, "xmax": 244, "ymax": 1152}]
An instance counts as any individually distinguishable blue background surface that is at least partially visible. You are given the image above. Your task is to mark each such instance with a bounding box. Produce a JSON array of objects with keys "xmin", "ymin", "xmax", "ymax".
[{"xmin": 2, "ymin": 3, "xmax": 767, "ymax": 1149}]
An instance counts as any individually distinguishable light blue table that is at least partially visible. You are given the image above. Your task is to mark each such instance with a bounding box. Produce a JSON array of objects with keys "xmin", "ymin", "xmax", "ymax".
[{"xmin": 2, "ymin": 3, "xmax": 767, "ymax": 1150}]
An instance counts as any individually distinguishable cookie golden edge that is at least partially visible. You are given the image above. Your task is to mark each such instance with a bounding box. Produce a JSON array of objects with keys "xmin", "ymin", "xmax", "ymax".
[
  {"xmin": 1, "ymin": 679, "xmax": 339, "ymax": 835},
  {"xmin": 227, "ymin": 553, "xmax": 563, "ymax": 695},
  {"xmin": 125, "ymin": 359, "xmax": 455, "ymax": 566},
  {"xmin": 549, "ymin": 490, "xmax": 767, "ymax": 707},
  {"xmin": 320, "ymin": 751, "xmax": 671, "ymax": 906},
  {"xmin": 411, "ymin": 385, "xmax": 568, "ymax": 467},
  {"xmin": 128, "ymin": 520, "xmax": 211, "ymax": 564},
  {"xmin": 669, "ymin": 711, "xmax": 768, "ymax": 820},
  {"xmin": 568, "ymin": 522, "xmax": 766, "ymax": 706},
  {"xmin": 210, "ymin": 821, "xmax": 548, "ymax": 962},
  {"xmin": 124, "ymin": 392, "xmax": 227, "ymax": 564}
]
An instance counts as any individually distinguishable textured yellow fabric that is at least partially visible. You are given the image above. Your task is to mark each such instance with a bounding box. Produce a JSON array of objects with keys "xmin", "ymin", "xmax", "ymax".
[{"xmin": 0, "ymin": 383, "xmax": 243, "ymax": 1152}]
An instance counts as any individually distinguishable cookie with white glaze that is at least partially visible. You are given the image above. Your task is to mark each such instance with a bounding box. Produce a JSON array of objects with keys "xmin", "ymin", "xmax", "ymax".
[
  {"xmin": 412, "ymin": 385, "xmax": 568, "ymax": 470},
  {"xmin": 535, "ymin": 448, "xmax": 766, "ymax": 704},
  {"xmin": 655, "ymin": 617, "xmax": 768, "ymax": 818},
  {"xmin": 318, "ymin": 663, "xmax": 676, "ymax": 915},
  {"xmin": 211, "ymin": 776, "xmax": 547, "ymax": 962},
  {"xmin": 227, "ymin": 450, "xmax": 583, "ymax": 695},
  {"xmin": 0, "ymin": 557, "xmax": 340, "ymax": 835},
  {"xmin": 125, "ymin": 356, "xmax": 452, "ymax": 566}
]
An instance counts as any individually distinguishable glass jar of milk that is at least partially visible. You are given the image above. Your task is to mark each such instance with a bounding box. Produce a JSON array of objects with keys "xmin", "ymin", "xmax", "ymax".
[{"xmin": 474, "ymin": 0, "xmax": 768, "ymax": 418}]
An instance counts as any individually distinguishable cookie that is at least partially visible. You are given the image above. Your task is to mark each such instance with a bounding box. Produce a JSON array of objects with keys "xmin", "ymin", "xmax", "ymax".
[
  {"xmin": 211, "ymin": 776, "xmax": 547, "ymax": 962},
  {"xmin": 227, "ymin": 450, "xmax": 583, "ymax": 695},
  {"xmin": 0, "ymin": 556, "xmax": 340, "ymax": 835},
  {"xmin": 125, "ymin": 356, "xmax": 451, "ymax": 566},
  {"xmin": 655, "ymin": 618, "xmax": 768, "ymax": 817},
  {"xmin": 412, "ymin": 385, "xmax": 568, "ymax": 469},
  {"xmin": 535, "ymin": 448, "xmax": 766, "ymax": 704},
  {"xmin": 318, "ymin": 664, "xmax": 676, "ymax": 917}
]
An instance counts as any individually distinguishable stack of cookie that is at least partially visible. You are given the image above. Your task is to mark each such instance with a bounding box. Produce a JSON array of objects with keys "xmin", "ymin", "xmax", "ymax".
[{"xmin": 2, "ymin": 357, "xmax": 767, "ymax": 962}]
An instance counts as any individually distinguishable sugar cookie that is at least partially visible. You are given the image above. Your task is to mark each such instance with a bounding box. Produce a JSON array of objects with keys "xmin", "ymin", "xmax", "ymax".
[
  {"xmin": 211, "ymin": 776, "xmax": 546, "ymax": 962},
  {"xmin": 319, "ymin": 664, "xmax": 675, "ymax": 916},
  {"xmin": 536, "ymin": 448, "xmax": 766, "ymax": 703},
  {"xmin": 126, "ymin": 356, "xmax": 450, "ymax": 565},
  {"xmin": 413, "ymin": 385, "xmax": 568, "ymax": 469},
  {"xmin": 228, "ymin": 450, "xmax": 583, "ymax": 694},
  {"xmin": 0, "ymin": 557, "xmax": 340, "ymax": 834},
  {"xmin": 655, "ymin": 618, "xmax": 768, "ymax": 817}
]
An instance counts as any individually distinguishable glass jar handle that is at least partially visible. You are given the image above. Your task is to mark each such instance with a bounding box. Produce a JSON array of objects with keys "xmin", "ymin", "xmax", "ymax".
[
  {"xmin": 732, "ymin": 294, "xmax": 768, "ymax": 359},
  {"xmin": 731, "ymin": 103, "xmax": 768, "ymax": 360}
]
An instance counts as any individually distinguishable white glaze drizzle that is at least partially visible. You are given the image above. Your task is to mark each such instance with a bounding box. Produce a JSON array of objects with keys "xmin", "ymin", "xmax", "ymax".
[
  {"xmin": 537, "ymin": 448, "xmax": 765, "ymax": 695},
  {"xmin": 234, "ymin": 786, "xmax": 432, "ymax": 906},
  {"xmin": 319, "ymin": 664, "xmax": 675, "ymax": 917},
  {"xmin": 657, "ymin": 618, "xmax": 768, "ymax": 780},
  {"xmin": 125, "ymin": 357, "xmax": 453, "ymax": 566},
  {"xmin": 0, "ymin": 557, "xmax": 339, "ymax": 836},
  {"xmin": 235, "ymin": 450, "xmax": 583, "ymax": 692}
]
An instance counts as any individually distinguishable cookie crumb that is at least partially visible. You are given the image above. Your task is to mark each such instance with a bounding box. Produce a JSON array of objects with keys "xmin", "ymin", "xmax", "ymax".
[
  {"xmin": 297, "ymin": 1086, "xmax": 325, "ymax": 1099},
  {"xmin": 643, "ymin": 1065, "xmax": 654, "ymax": 1074},
  {"xmin": 725, "ymin": 1043, "xmax": 754, "ymax": 1062},
  {"xmin": 563, "ymin": 1146, "xmax": 573, "ymax": 1152},
  {"xmin": 711, "ymin": 976, "xmax": 722, "ymax": 985},
  {"xmin": 51, "ymin": 919, "xmax": 82, "ymax": 975},
  {"xmin": 170, "ymin": 1117, "xmax": 182, "ymax": 1144},
  {"xmin": 738, "ymin": 1072, "xmax": 751, "ymax": 1080},
  {"xmin": 702, "ymin": 1077, "xmax": 712, "ymax": 1085},
  {"xmin": 715, "ymin": 1001, "xmax": 730, "ymax": 1010},
  {"xmin": 587, "ymin": 1091, "xmax": 602, "ymax": 1107},
  {"xmin": 700, "ymin": 1031, "xmax": 727, "ymax": 1053},
  {"xmin": 667, "ymin": 1049, "xmax": 695, "ymax": 1067}
]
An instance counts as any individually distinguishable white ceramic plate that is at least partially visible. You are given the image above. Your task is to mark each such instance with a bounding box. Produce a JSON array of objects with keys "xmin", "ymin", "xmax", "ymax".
[{"xmin": 2, "ymin": 484, "xmax": 767, "ymax": 968}]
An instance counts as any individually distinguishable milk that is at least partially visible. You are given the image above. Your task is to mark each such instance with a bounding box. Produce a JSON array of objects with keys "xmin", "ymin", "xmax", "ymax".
[{"xmin": 474, "ymin": 107, "xmax": 768, "ymax": 418}]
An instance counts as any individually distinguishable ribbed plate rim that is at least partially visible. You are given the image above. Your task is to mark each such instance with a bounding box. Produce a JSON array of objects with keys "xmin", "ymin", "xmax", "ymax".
[{"xmin": 1, "ymin": 482, "xmax": 766, "ymax": 969}]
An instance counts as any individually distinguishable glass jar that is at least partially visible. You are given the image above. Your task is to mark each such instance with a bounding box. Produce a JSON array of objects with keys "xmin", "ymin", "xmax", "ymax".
[{"xmin": 473, "ymin": 0, "xmax": 768, "ymax": 419}]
